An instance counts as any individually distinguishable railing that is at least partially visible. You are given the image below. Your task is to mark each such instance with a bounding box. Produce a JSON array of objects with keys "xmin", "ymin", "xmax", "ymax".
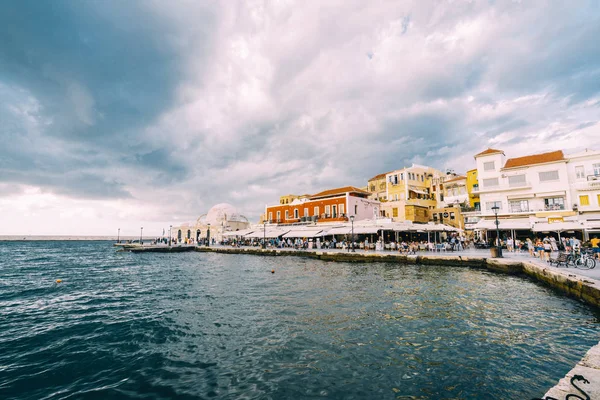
[
  {"xmin": 461, "ymin": 206, "xmax": 481, "ymax": 212},
  {"xmin": 587, "ymin": 174, "xmax": 600, "ymax": 181},
  {"xmin": 508, "ymin": 181, "xmax": 531, "ymax": 188}
]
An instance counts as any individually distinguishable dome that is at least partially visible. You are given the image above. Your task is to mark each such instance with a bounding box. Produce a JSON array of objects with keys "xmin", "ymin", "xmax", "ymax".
[{"xmin": 197, "ymin": 203, "xmax": 248, "ymax": 225}]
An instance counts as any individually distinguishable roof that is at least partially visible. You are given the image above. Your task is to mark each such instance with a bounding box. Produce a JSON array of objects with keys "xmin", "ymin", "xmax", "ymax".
[
  {"xmin": 474, "ymin": 148, "xmax": 504, "ymax": 158},
  {"xmin": 309, "ymin": 186, "xmax": 370, "ymax": 199},
  {"xmin": 444, "ymin": 175, "xmax": 466, "ymax": 183},
  {"xmin": 368, "ymin": 171, "xmax": 392, "ymax": 182},
  {"xmin": 503, "ymin": 150, "xmax": 565, "ymax": 169}
]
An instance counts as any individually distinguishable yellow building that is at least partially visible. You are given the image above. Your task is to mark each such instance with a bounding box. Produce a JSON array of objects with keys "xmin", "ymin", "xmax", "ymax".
[
  {"xmin": 366, "ymin": 172, "xmax": 389, "ymax": 201},
  {"xmin": 278, "ymin": 194, "xmax": 310, "ymax": 205},
  {"xmin": 382, "ymin": 164, "xmax": 444, "ymax": 222},
  {"xmin": 466, "ymin": 168, "xmax": 480, "ymax": 209}
]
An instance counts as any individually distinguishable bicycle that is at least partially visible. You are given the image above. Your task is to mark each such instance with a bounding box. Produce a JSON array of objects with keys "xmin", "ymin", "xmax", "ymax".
[{"xmin": 568, "ymin": 249, "xmax": 596, "ymax": 270}]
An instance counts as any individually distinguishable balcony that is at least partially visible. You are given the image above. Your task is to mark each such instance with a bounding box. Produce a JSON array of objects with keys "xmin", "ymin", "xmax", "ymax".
[{"xmin": 575, "ymin": 177, "xmax": 600, "ymax": 191}]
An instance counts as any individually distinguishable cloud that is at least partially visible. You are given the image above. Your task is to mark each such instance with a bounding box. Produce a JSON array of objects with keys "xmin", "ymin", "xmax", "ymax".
[{"xmin": 1, "ymin": 0, "xmax": 600, "ymax": 233}]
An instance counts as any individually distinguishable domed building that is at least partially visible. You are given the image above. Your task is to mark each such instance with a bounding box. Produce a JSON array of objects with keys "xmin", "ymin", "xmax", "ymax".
[{"xmin": 171, "ymin": 203, "xmax": 250, "ymax": 243}]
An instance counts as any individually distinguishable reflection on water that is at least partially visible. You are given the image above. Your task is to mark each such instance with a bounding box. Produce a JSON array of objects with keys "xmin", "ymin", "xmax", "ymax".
[{"xmin": 0, "ymin": 241, "xmax": 599, "ymax": 399}]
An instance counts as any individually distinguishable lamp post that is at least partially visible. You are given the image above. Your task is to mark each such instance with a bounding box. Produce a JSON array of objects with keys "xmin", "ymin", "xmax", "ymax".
[
  {"xmin": 169, "ymin": 225, "xmax": 172, "ymax": 247},
  {"xmin": 350, "ymin": 215, "xmax": 355, "ymax": 252},
  {"xmin": 140, "ymin": 227, "xmax": 143, "ymax": 245},
  {"xmin": 263, "ymin": 220, "xmax": 266, "ymax": 249},
  {"xmin": 117, "ymin": 228, "xmax": 120, "ymax": 243},
  {"xmin": 492, "ymin": 206, "xmax": 502, "ymax": 258},
  {"xmin": 206, "ymin": 223, "xmax": 211, "ymax": 247}
]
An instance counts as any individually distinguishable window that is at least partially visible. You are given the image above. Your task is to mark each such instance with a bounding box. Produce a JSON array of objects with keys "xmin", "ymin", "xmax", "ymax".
[
  {"xmin": 354, "ymin": 205, "xmax": 358, "ymax": 215},
  {"xmin": 594, "ymin": 163, "xmax": 600, "ymax": 176},
  {"xmin": 509, "ymin": 200, "xmax": 529, "ymax": 213},
  {"xmin": 486, "ymin": 201, "xmax": 502, "ymax": 211},
  {"xmin": 483, "ymin": 161, "xmax": 495, "ymax": 171},
  {"xmin": 332, "ymin": 205, "xmax": 337, "ymax": 217},
  {"xmin": 508, "ymin": 174, "xmax": 527, "ymax": 187},
  {"xmin": 277, "ymin": 211, "xmax": 281, "ymax": 221},
  {"xmin": 483, "ymin": 178, "xmax": 499, "ymax": 187},
  {"xmin": 400, "ymin": 173, "xmax": 404, "ymax": 181},
  {"xmin": 544, "ymin": 197, "xmax": 565, "ymax": 210},
  {"xmin": 421, "ymin": 175, "xmax": 424, "ymax": 182},
  {"xmin": 304, "ymin": 208, "xmax": 309, "ymax": 217},
  {"xmin": 370, "ymin": 184, "xmax": 375, "ymax": 191},
  {"xmin": 268, "ymin": 212, "xmax": 272, "ymax": 221},
  {"xmin": 392, "ymin": 207, "xmax": 398, "ymax": 217},
  {"xmin": 575, "ymin": 166, "xmax": 585, "ymax": 179},
  {"xmin": 284, "ymin": 210, "xmax": 289, "ymax": 220},
  {"xmin": 539, "ymin": 170, "xmax": 559, "ymax": 182},
  {"xmin": 294, "ymin": 209, "xmax": 299, "ymax": 219},
  {"xmin": 340, "ymin": 204, "xmax": 345, "ymax": 215},
  {"xmin": 580, "ymin": 195, "xmax": 590, "ymax": 206},
  {"xmin": 314, "ymin": 206, "xmax": 319, "ymax": 216},
  {"xmin": 450, "ymin": 212, "xmax": 455, "ymax": 220},
  {"xmin": 325, "ymin": 205, "xmax": 330, "ymax": 216}
]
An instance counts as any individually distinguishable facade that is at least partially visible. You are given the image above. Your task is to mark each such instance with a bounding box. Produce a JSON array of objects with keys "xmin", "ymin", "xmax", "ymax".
[
  {"xmin": 472, "ymin": 148, "xmax": 589, "ymax": 239},
  {"xmin": 567, "ymin": 149, "xmax": 600, "ymax": 235},
  {"xmin": 466, "ymin": 169, "xmax": 480, "ymax": 209},
  {"xmin": 265, "ymin": 186, "xmax": 381, "ymax": 225},
  {"xmin": 366, "ymin": 172, "xmax": 389, "ymax": 201},
  {"xmin": 279, "ymin": 194, "xmax": 310, "ymax": 205},
  {"xmin": 381, "ymin": 164, "xmax": 444, "ymax": 222},
  {"xmin": 172, "ymin": 203, "xmax": 250, "ymax": 243},
  {"xmin": 430, "ymin": 205, "xmax": 465, "ymax": 230},
  {"xmin": 442, "ymin": 175, "xmax": 468, "ymax": 207}
]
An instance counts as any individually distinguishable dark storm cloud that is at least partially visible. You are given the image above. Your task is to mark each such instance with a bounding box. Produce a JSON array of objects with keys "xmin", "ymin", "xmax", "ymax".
[{"xmin": 0, "ymin": 1, "xmax": 215, "ymax": 198}]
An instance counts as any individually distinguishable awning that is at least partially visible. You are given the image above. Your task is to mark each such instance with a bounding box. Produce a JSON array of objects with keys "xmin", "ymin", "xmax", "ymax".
[
  {"xmin": 352, "ymin": 226, "xmax": 383, "ymax": 234},
  {"xmin": 532, "ymin": 222, "xmax": 585, "ymax": 232},
  {"xmin": 282, "ymin": 229, "xmax": 324, "ymax": 238},
  {"xmin": 326, "ymin": 226, "xmax": 352, "ymax": 235},
  {"xmin": 474, "ymin": 219, "xmax": 532, "ymax": 230},
  {"xmin": 409, "ymin": 188, "xmax": 429, "ymax": 195},
  {"xmin": 222, "ymin": 229, "xmax": 255, "ymax": 237},
  {"xmin": 507, "ymin": 193, "xmax": 534, "ymax": 199},
  {"xmin": 245, "ymin": 229, "xmax": 290, "ymax": 238}
]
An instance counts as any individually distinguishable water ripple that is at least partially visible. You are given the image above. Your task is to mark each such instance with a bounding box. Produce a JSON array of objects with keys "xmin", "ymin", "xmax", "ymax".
[{"xmin": 0, "ymin": 241, "xmax": 599, "ymax": 399}]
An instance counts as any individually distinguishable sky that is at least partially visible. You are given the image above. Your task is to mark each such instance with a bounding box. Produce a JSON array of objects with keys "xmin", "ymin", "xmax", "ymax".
[{"xmin": 1, "ymin": 0, "xmax": 600, "ymax": 236}]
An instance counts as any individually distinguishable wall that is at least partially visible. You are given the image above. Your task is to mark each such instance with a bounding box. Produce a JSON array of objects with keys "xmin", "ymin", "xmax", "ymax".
[
  {"xmin": 347, "ymin": 196, "xmax": 380, "ymax": 221},
  {"xmin": 466, "ymin": 169, "xmax": 480, "ymax": 208}
]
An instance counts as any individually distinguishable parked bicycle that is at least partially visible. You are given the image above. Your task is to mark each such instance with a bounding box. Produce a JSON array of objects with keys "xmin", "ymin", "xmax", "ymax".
[{"xmin": 573, "ymin": 249, "xmax": 597, "ymax": 270}]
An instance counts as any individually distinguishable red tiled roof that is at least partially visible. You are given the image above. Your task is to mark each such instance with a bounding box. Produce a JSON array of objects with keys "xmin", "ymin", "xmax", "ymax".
[
  {"xmin": 310, "ymin": 186, "xmax": 370, "ymax": 199},
  {"xmin": 503, "ymin": 150, "xmax": 565, "ymax": 169},
  {"xmin": 474, "ymin": 148, "xmax": 504, "ymax": 158},
  {"xmin": 368, "ymin": 171, "xmax": 394, "ymax": 182}
]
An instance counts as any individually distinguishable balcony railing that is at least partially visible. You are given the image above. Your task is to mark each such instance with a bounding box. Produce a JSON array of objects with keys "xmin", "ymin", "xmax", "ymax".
[{"xmin": 587, "ymin": 174, "xmax": 600, "ymax": 181}]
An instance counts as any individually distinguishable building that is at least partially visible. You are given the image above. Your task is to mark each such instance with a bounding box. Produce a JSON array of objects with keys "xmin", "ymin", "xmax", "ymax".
[
  {"xmin": 382, "ymin": 164, "xmax": 444, "ymax": 223},
  {"xmin": 567, "ymin": 149, "xmax": 600, "ymax": 237},
  {"xmin": 171, "ymin": 203, "xmax": 250, "ymax": 242},
  {"xmin": 265, "ymin": 186, "xmax": 381, "ymax": 225},
  {"xmin": 366, "ymin": 172, "xmax": 389, "ymax": 201},
  {"xmin": 278, "ymin": 194, "xmax": 310, "ymax": 205},
  {"xmin": 473, "ymin": 148, "xmax": 586, "ymax": 239},
  {"xmin": 466, "ymin": 169, "xmax": 480, "ymax": 209}
]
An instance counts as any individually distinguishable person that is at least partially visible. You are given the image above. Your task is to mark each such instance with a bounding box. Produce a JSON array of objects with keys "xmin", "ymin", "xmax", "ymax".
[
  {"xmin": 526, "ymin": 238, "xmax": 534, "ymax": 256},
  {"xmin": 535, "ymin": 238, "xmax": 544, "ymax": 259},
  {"xmin": 364, "ymin": 238, "xmax": 369, "ymax": 252},
  {"xmin": 572, "ymin": 236, "xmax": 581, "ymax": 255},
  {"xmin": 507, "ymin": 237, "xmax": 514, "ymax": 252},
  {"xmin": 591, "ymin": 236, "xmax": 600, "ymax": 258},
  {"xmin": 542, "ymin": 237, "xmax": 552, "ymax": 262}
]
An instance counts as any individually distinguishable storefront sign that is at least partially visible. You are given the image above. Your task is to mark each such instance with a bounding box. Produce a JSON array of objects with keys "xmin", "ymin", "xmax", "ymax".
[{"xmin": 548, "ymin": 217, "xmax": 564, "ymax": 223}]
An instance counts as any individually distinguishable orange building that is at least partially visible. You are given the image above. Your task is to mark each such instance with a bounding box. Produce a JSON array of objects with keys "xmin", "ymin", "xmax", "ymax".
[{"xmin": 265, "ymin": 186, "xmax": 381, "ymax": 224}]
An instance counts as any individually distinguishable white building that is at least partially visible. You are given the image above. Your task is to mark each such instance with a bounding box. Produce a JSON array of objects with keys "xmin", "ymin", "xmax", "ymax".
[
  {"xmin": 474, "ymin": 148, "xmax": 584, "ymax": 237},
  {"xmin": 172, "ymin": 203, "xmax": 250, "ymax": 243},
  {"xmin": 567, "ymin": 149, "xmax": 600, "ymax": 237}
]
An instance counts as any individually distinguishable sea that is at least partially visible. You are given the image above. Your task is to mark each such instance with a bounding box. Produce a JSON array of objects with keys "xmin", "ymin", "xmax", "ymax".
[{"xmin": 1, "ymin": 240, "xmax": 599, "ymax": 399}]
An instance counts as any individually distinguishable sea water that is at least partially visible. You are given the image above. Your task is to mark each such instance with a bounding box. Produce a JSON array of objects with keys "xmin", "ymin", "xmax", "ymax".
[{"xmin": 1, "ymin": 241, "xmax": 599, "ymax": 399}]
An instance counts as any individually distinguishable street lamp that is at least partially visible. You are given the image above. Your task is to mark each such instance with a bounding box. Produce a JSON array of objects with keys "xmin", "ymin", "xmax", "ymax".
[
  {"xmin": 263, "ymin": 220, "xmax": 266, "ymax": 249},
  {"xmin": 350, "ymin": 215, "xmax": 355, "ymax": 252},
  {"xmin": 206, "ymin": 223, "xmax": 211, "ymax": 247},
  {"xmin": 491, "ymin": 206, "xmax": 502, "ymax": 258},
  {"xmin": 169, "ymin": 225, "xmax": 172, "ymax": 247},
  {"xmin": 117, "ymin": 228, "xmax": 120, "ymax": 243},
  {"xmin": 140, "ymin": 227, "xmax": 143, "ymax": 245}
]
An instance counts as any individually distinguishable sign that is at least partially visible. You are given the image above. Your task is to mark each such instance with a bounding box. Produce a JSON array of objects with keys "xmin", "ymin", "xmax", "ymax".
[{"xmin": 548, "ymin": 217, "xmax": 564, "ymax": 223}]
